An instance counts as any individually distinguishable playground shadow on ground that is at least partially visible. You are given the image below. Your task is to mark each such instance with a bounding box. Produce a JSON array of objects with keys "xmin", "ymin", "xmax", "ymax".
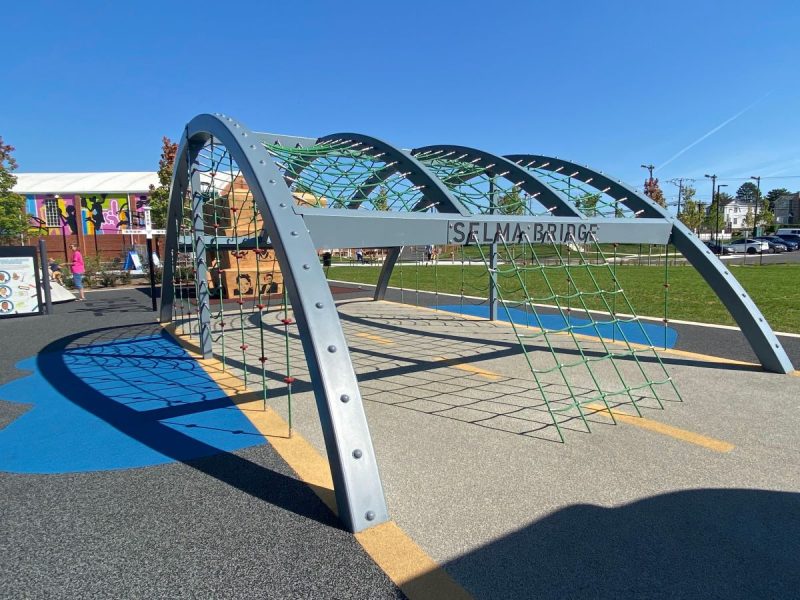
[
  {"xmin": 29, "ymin": 323, "xmax": 340, "ymax": 528},
  {"xmin": 425, "ymin": 487, "xmax": 800, "ymax": 599}
]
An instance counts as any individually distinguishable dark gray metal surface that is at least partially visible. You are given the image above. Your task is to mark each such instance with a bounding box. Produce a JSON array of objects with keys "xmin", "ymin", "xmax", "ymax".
[
  {"xmin": 412, "ymin": 144, "xmax": 585, "ymax": 218},
  {"xmin": 509, "ymin": 154, "xmax": 794, "ymax": 374},
  {"xmin": 190, "ymin": 155, "xmax": 213, "ymax": 358},
  {"xmin": 160, "ymin": 114, "xmax": 389, "ymax": 532}
]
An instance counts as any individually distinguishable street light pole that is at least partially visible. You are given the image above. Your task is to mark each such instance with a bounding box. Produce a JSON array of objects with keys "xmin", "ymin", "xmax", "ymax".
[
  {"xmin": 704, "ymin": 174, "xmax": 717, "ymax": 243},
  {"xmin": 717, "ymin": 184, "xmax": 728, "ymax": 243},
  {"xmin": 750, "ymin": 175, "xmax": 761, "ymax": 236}
]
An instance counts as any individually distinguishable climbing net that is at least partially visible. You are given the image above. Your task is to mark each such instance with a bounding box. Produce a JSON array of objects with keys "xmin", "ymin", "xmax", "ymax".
[
  {"xmin": 166, "ymin": 135, "xmax": 682, "ymax": 443},
  {"xmin": 168, "ymin": 139, "xmax": 299, "ymax": 433},
  {"xmin": 264, "ymin": 141, "xmax": 429, "ymax": 212}
]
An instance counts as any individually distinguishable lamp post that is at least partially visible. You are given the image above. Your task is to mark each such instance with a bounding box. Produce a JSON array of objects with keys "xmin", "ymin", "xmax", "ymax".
[
  {"xmin": 704, "ymin": 174, "xmax": 717, "ymax": 243},
  {"xmin": 717, "ymin": 184, "xmax": 728, "ymax": 243},
  {"xmin": 750, "ymin": 175, "xmax": 761, "ymax": 236}
]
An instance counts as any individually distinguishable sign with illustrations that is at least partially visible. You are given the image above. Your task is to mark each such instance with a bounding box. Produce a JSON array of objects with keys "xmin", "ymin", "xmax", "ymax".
[{"xmin": 0, "ymin": 248, "xmax": 43, "ymax": 317}]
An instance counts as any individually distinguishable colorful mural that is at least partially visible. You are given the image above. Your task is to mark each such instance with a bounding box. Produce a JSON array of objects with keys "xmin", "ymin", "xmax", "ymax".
[{"xmin": 25, "ymin": 193, "xmax": 150, "ymax": 236}]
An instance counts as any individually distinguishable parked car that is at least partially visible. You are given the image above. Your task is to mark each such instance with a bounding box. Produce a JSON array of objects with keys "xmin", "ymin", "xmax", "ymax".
[
  {"xmin": 703, "ymin": 241, "xmax": 731, "ymax": 255},
  {"xmin": 726, "ymin": 238, "xmax": 769, "ymax": 254},
  {"xmin": 754, "ymin": 237, "xmax": 788, "ymax": 253},
  {"xmin": 758, "ymin": 236, "xmax": 796, "ymax": 251},
  {"xmin": 775, "ymin": 234, "xmax": 800, "ymax": 250},
  {"xmin": 775, "ymin": 228, "xmax": 800, "ymax": 236}
]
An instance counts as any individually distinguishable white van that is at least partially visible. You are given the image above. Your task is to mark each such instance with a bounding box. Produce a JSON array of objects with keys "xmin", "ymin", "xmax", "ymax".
[{"xmin": 776, "ymin": 228, "xmax": 800, "ymax": 236}]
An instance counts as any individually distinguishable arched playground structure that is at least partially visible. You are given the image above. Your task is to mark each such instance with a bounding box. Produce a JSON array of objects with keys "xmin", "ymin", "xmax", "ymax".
[{"xmin": 159, "ymin": 113, "xmax": 794, "ymax": 532}]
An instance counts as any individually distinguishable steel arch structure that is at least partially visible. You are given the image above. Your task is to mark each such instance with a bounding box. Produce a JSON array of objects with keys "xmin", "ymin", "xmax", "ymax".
[{"xmin": 160, "ymin": 114, "xmax": 794, "ymax": 532}]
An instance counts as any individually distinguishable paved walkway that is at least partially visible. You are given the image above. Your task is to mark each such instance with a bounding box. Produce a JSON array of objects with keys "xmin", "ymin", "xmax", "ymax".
[{"xmin": 2, "ymin": 287, "xmax": 799, "ymax": 598}]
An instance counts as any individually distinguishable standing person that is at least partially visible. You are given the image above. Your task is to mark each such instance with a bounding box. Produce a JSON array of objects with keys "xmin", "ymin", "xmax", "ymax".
[{"xmin": 69, "ymin": 243, "xmax": 86, "ymax": 301}]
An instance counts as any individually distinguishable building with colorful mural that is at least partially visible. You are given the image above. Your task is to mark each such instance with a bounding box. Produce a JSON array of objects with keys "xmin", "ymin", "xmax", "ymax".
[{"xmin": 13, "ymin": 172, "xmax": 159, "ymax": 260}]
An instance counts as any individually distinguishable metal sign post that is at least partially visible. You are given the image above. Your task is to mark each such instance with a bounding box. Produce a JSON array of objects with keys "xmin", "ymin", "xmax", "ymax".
[{"xmin": 144, "ymin": 207, "xmax": 157, "ymax": 312}]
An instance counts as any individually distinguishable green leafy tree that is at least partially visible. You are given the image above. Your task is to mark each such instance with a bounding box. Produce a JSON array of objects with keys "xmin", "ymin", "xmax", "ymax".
[
  {"xmin": 765, "ymin": 187, "xmax": 790, "ymax": 211},
  {"xmin": 678, "ymin": 186, "xmax": 704, "ymax": 232},
  {"xmin": 497, "ymin": 186, "xmax": 525, "ymax": 215},
  {"xmin": 644, "ymin": 177, "xmax": 667, "ymax": 207},
  {"xmin": 735, "ymin": 181, "xmax": 761, "ymax": 204},
  {"xmin": 575, "ymin": 192, "xmax": 600, "ymax": 216},
  {"xmin": 372, "ymin": 186, "xmax": 389, "ymax": 211},
  {"xmin": 148, "ymin": 136, "xmax": 178, "ymax": 228},
  {"xmin": 0, "ymin": 137, "xmax": 27, "ymax": 244},
  {"xmin": 743, "ymin": 207, "xmax": 755, "ymax": 230}
]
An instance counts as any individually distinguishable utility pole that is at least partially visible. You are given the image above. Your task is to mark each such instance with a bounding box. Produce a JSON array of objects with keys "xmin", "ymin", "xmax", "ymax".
[
  {"xmin": 750, "ymin": 175, "xmax": 761, "ymax": 236},
  {"xmin": 717, "ymin": 184, "xmax": 728, "ymax": 243},
  {"xmin": 704, "ymin": 174, "xmax": 717, "ymax": 243},
  {"xmin": 641, "ymin": 164, "xmax": 655, "ymax": 180},
  {"xmin": 668, "ymin": 178, "xmax": 689, "ymax": 216}
]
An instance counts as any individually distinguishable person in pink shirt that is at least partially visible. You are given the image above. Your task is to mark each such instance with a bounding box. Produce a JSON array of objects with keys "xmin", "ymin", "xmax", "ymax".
[{"xmin": 69, "ymin": 243, "xmax": 86, "ymax": 301}]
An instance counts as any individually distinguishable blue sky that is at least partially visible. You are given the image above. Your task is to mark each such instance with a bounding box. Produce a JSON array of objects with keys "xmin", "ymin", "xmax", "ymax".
[{"xmin": 3, "ymin": 0, "xmax": 799, "ymax": 208}]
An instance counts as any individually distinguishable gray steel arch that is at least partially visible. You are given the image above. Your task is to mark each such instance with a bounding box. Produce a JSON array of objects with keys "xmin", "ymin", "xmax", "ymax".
[
  {"xmin": 159, "ymin": 113, "xmax": 389, "ymax": 532},
  {"xmin": 371, "ymin": 144, "xmax": 587, "ymax": 302},
  {"xmin": 308, "ymin": 134, "xmax": 473, "ymax": 301},
  {"xmin": 315, "ymin": 133, "xmax": 471, "ymax": 215},
  {"xmin": 412, "ymin": 145, "xmax": 585, "ymax": 218},
  {"xmin": 508, "ymin": 154, "xmax": 794, "ymax": 374}
]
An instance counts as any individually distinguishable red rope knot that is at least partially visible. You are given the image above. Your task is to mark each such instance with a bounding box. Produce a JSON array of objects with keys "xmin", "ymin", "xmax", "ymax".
[
  {"xmin": 256, "ymin": 303, "xmax": 265, "ymax": 310},
  {"xmin": 663, "ymin": 283, "xmax": 670, "ymax": 288},
  {"xmin": 218, "ymin": 322, "xmax": 225, "ymax": 328},
  {"xmin": 237, "ymin": 299, "xmax": 245, "ymax": 306},
  {"xmin": 281, "ymin": 318, "xmax": 294, "ymax": 325},
  {"xmin": 663, "ymin": 318, "xmax": 669, "ymax": 323},
  {"xmin": 259, "ymin": 356, "xmax": 267, "ymax": 363},
  {"xmin": 284, "ymin": 376, "xmax": 296, "ymax": 384},
  {"xmin": 240, "ymin": 344, "xmax": 248, "ymax": 350},
  {"xmin": 232, "ymin": 250, "xmax": 248, "ymax": 259},
  {"xmin": 566, "ymin": 307, "xmax": 571, "ymax": 313},
  {"xmin": 255, "ymin": 249, "xmax": 269, "ymax": 257},
  {"xmin": 230, "ymin": 207, "xmax": 238, "ymax": 213}
]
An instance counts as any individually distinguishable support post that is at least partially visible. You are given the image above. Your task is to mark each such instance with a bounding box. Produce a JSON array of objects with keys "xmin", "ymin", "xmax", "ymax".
[
  {"xmin": 190, "ymin": 162, "xmax": 213, "ymax": 359},
  {"xmin": 373, "ymin": 247, "xmax": 402, "ymax": 301},
  {"xmin": 146, "ymin": 237, "xmax": 157, "ymax": 312},
  {"xmin": 38, "ymin": 238, "xmax": 53, "ymax": 315},
  {"xmin": 488, "ymin": 177, "xmax": 498, "ymax": 321}
]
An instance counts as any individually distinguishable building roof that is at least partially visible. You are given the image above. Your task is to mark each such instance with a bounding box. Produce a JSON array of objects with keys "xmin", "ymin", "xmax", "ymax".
[{"xmin": 12, "ymin": 172, "xmax": 158, "ymax": 194}]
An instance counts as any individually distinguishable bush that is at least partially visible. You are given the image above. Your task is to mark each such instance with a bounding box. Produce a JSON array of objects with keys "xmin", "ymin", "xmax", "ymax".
[{"xmin": 97, "ymin": 271, "xmax": 118, "ymax": 287}]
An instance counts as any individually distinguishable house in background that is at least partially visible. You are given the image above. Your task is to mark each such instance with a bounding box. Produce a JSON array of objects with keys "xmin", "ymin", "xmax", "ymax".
[
  {"xmin": 719, "ymin": 197, "xmax": 757, "ymax": 233},
  {"xmin": 774, "ymin": 192, "xmax": 800, "ymax": 225},
  {"xmin": 13, "ymin": 172, "xmax": 158, "ymax": 261}
]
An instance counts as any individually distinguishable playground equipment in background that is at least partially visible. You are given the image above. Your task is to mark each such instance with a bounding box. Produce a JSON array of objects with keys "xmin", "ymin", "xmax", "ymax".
[{"xmin": 159, "ymin": 114, "xmax": 794, "ymax": 533}]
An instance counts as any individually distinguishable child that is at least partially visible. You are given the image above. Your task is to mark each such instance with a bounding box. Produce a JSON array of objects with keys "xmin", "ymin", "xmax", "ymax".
[{"xmin": 49, "ymin": 258, "xmax": 64, "ymax": 285}]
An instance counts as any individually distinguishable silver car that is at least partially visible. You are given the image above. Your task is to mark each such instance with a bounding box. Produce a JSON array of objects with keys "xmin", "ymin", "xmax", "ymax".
[{"xmin": 726, "ymin": 238, "xmax": 770, "ymax": 254}]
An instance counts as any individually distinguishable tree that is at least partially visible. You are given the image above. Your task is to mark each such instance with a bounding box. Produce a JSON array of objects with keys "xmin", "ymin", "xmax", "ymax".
[
  {"xmin": 0, "ymin": 137, "xmax": 27, "ymax": 244},
  {"xmin": 735, "ymin": 181, "xmax": 761, "ymax": 204},
  {"xmin": 765, "ymin": 187, "xmax": 790, "ymax": 211},
  {"xmin": 575, "ymin": 192, "xmax": 600, "ymax": 216},
  {"xmin": 371, "ymin": 186, "xmax": 389, "ymax": 211},
  {"xmin": 644, "ymin": 177, "xmax": 667, "ymax": 207},
  {"xmin": 148, "ymin": 136, "xmax": 179, "ymax": 228},
  {"xmin": 497, "ymin": 186, "xmax": 525, "ymax": 215},
  {"xmin": 678, "ymin": 186, "xmax": 704, "ymax": 232},
  {"xmin": 743, "ymin": 207, "xmax": 755, "ymax": 230}
]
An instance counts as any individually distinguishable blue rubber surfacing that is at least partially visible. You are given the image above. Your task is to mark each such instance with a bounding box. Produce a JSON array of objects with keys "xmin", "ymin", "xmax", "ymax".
[
  {"xmin": 436, "ymin": 304, "xmax": 678, "ymax": 349},
  {"xmin": 0, "ymin": 332, "xmax": 264, "ymax": 474}
]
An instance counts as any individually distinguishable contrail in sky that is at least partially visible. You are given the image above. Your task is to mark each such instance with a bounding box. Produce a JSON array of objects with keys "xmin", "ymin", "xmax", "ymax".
[{"xmin": 656, "ymin": 91, "xmax": 773, "ymax": 172}]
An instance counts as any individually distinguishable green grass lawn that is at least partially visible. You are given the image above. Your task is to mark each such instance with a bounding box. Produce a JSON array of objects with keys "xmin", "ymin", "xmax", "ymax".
[{"xmin": 327, "ymin": 263, "xmax": 800, "ymax": 333}]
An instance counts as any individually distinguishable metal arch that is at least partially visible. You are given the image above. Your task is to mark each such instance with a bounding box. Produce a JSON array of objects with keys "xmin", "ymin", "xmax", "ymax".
[
  {"xmin": 413, "ymin": 145, "xmax": 585, "ymax": 219},
  {"xmin": 159, "ymin": 113, "xmax": 389, "ymax": 532},
  {"xmin": 314, "ymin": 133, "xmax": 471, "ymax": 216},
  {"xmin": 509, "ymin": 154, "xmax": 794, "ymax": 374}
]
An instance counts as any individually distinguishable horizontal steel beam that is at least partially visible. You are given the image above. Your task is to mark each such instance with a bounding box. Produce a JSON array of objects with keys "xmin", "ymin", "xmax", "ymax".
[{"xmin": 294, "ymin": 209, "xmax": 672, "ymax": 248}]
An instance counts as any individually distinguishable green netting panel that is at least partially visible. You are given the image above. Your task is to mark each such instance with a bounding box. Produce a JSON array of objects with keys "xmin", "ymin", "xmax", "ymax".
[
  {"xmin": 470, "ymin": 229, "xmax": 682, "ymax": 442},
  {"xmin": 413, "ymin": 150, "xmax": 549, "ymax": 216},
  {"xmin": 263, "ymin": 141, "xmax": 431, "ymax": 213}
]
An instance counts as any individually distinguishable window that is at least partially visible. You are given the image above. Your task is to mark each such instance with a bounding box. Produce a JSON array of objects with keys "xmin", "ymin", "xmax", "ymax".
[{"xmin": 44, "ymin": 198, "xmax": 61, "ymax": 227}]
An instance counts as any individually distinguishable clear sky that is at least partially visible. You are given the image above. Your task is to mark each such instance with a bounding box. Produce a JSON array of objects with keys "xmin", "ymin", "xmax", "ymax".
[{"xmin": 3, "ymin": 0, "xmax": 799, "ymax": 208}]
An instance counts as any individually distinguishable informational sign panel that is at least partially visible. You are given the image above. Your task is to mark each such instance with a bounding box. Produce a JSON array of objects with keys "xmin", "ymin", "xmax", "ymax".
[{"xmin": 0, "ymin": 247, "xmax": 43, "ymax": 317}]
